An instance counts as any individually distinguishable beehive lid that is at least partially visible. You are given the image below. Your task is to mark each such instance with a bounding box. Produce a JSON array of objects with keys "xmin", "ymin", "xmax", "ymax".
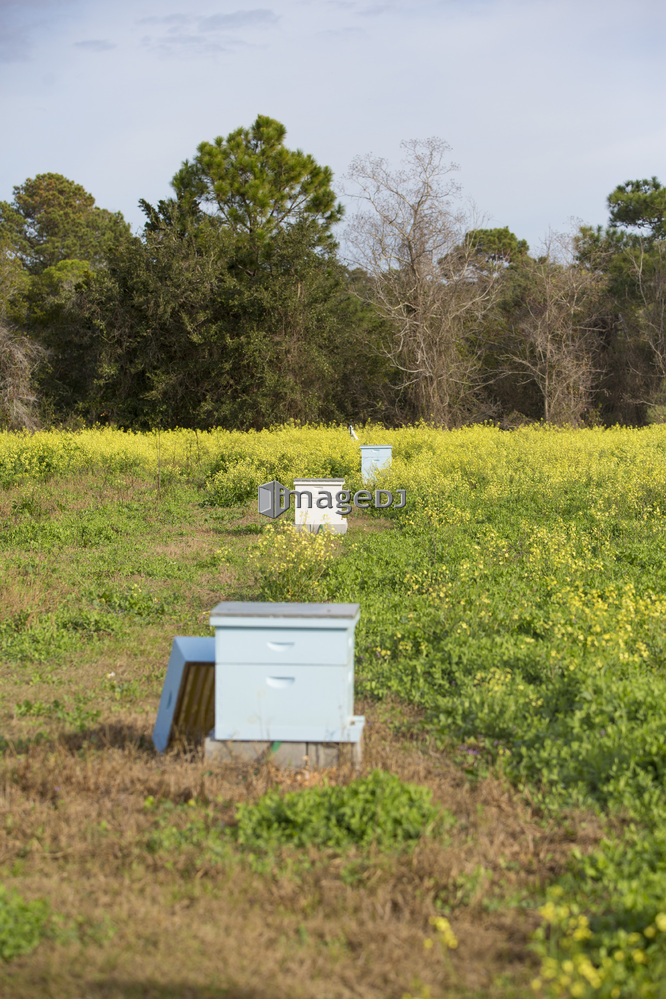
[
  {"xmin": 210, "ymin": 602, "xmax": 360, "ymax": 628},
  {"xmin": 153, "ymin": 637, "xmax": 216, "ymax": 753}
]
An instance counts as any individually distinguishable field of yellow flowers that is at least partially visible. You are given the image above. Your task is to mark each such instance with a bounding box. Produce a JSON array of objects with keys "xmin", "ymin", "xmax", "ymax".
[{"xmin": 2, "ymin": 422, "xmax": 666, "ymax": 997}]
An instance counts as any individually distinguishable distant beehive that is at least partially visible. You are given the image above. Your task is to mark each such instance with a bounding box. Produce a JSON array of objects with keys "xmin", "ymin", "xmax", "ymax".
[
  {"xmin": 360, "ymin": 445, "xmax": 392, "ymax": 481},
  {"xmin": 292, "ymin": 478, "xmax": 347, "ymax": 534}
]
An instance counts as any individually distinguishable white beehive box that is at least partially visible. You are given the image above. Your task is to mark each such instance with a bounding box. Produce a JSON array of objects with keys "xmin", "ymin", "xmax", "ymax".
[
  {"xmin": 209, "ymin": 602, "xmax": 364, "ymax": 743},
  {"xmin": 360, "ymin": 445, "xmax": 392, "ymax": 481},
  {"xmin": 292, "ymin": 478, "xmax": 347, "ymax": 534}
]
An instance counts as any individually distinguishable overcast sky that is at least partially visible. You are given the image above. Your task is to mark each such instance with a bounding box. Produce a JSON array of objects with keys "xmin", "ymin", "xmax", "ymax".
[{"xmin": 1, "ymin": 0, "xmax": 664, "ymax": 256}]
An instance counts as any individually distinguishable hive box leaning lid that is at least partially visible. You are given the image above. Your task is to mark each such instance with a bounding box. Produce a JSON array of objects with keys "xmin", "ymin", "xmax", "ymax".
[
  {"xmin": 209, "ymin": 601, "xmax": 360, "ymax": 629},
  {"xmin": 153, "ymin": 636, "xmax": 216, "ymax": 753}
]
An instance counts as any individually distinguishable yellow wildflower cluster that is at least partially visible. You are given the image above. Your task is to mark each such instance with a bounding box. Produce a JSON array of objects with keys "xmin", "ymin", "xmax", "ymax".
[
  {"xmin": 4, "ymin": 421, "xmax": 666, "ymax": 512},
  {"xmin": 423, "ymin": 915, "xmax": 458, "ymax": 953},
  {"xmin": 248, "ymin": 524, "xmax": 340, "ymax": 601},
  {"xmin": 533, "ymin": 899, "xmax": 666, "ymax": 998}
]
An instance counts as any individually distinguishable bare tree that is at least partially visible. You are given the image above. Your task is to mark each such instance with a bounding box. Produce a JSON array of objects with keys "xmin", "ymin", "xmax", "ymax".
[
  {"xmin": 503, "ymin": 232, "xmax": 605, "ymax": 425},
  {"xmin": 0, "ymin": 322, "xmax": 45, "ymax": 430},
  {"xmin": 345, "ymin": 138, "xmax": 501, "ymax": 427},
  {"xmin": 626, "ymin": 238, "xmax": 666, "ymax": 381}
]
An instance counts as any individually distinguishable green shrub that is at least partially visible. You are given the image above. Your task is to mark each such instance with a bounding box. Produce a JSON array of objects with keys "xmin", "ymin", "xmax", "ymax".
[
  {"xmin": 144, "ymin": 773, "xmax": 451, "ymax": 868},
  {"xmin": 0, "ymin": 885, "xmax": 51, "ymax": 962},
  {"xmin": 205, "ymin": 458, "xmax": 264, "ymax": 506},
  {"xmin": 232, "ymin": 770, "xmax": 451, "ymax": 850}
]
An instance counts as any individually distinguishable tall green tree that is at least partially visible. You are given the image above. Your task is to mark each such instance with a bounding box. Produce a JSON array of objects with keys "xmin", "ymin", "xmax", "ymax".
[
  {"xmin": 76, "ymin": 211, "xmax": 379, "ymax": 430},
  {"xmin": 608, "ymin": 177, "xmax": 666, "ymax": 241},
  {"xmin": 463, "ymin": 226, "xmax": 529, "ymax": 270},
  {"xmin": 108, "ymin": 115, "xmax": 357, "ymax": 429},
  {"xmin": 576, "ymin": 177, "xmax": 666, "ymax": 423},
  {"xmin": 167, "ymin": 115, "xmax": 344, "ymax": 248},
  {"xmin": 0, "ymin": 174, "xmax": 131, "ymax": 423},
  {"xmin": 0, "ymin": 173, "xmax": 130, "ymax": 274},
  {"xmin": 18, "ymin": 121, "xmax": 391, "ymax": 429}
]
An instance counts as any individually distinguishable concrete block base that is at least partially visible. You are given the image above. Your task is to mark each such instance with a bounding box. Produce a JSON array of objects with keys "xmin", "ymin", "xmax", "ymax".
[{"xmin": 204, "ymin": 736, "xmax": 362, "ymax": 770}]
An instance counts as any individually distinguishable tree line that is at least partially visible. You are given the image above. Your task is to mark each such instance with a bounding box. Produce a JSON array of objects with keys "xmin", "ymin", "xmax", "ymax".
[{"xmin": 1, "ymin": 115, "xmax": 665, "ymax": 431}]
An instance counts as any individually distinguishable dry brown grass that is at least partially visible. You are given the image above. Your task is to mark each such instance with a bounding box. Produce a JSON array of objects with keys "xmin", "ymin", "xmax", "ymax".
[
  {"xmin": 0, "ymin": 699, "xmax": 603, "ymax": 999},
  {"xmin": 0, "ymin": 575, "xmax": 59, "ymax": 624}
]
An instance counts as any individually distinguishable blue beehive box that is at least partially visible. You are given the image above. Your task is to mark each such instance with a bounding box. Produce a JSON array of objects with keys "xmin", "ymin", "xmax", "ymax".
[
  {"xmin": 209, "ymin": 602, "xmax": 364, "ymax": 744},
  {"xmin": 360, "ymin": 444, "xmax": 392, "ymax": 481},
  {"xmin": 153, "ymin": 636, "xmax": 216, "ymax": 752}
]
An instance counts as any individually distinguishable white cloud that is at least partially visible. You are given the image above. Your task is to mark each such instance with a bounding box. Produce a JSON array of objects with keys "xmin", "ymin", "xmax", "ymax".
[
  {"xmin": 137, "ymin": 7, "xmax": 279, "ymax": 57},
  {"xmin": 74, "ymin": 39, "xmax": 116, "ymax": 51},
  {"xmin": 0, "ymin": 0, "xmax": 663, "ymax": 250},
  {"xmin": 199, "ymin": 9, "xmax": 279, "ymax": 30}
]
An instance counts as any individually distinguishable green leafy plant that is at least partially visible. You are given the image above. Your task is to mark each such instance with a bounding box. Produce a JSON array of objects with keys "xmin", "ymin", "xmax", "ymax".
[
  {"xmin": 97, "ymin": 583, "xmax": 169, "ymax": 618},
  {"xmin": 144, "ymin": 773, "xmax": 452, "ymax": 873},
  {"xmin": 14, "ymin": 696, "xmax": 101, "ymax": 731},
  {"xmin": 0, "ymin": 884, "xmax": 51, "ymax": 962},
  {"xmin": 532, "ymin": 830, "xmax": 666, "ymax": 998},
  {"xmin": 232, "ymin": 770, "xmax": 451, "ymax": 851}
]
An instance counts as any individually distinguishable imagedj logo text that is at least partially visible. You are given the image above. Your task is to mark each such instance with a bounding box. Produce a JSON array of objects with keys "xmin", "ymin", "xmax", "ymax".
[{"xmin": 258, "ymin": 481, "xmax": 407, "ymax": 519}]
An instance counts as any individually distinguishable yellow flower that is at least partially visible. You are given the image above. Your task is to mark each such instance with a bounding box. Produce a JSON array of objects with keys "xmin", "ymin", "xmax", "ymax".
[{"xmin": 431, "ymin": 916, "xmax": 458, "ymax": 949}]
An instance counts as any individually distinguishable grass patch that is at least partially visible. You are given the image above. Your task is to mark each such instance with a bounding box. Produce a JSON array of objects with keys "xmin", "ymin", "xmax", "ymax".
[
  {"xmin": 2, "ymin": 423, "xmax": 666, "ymax": 996},
  {"xmin": 0, "ymin": 885, "xmax": 51, "ymax": 963}
]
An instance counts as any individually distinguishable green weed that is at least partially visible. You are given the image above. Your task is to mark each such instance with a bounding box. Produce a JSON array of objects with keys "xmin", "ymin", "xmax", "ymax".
[
  {"xmin": 14, "ymin": 696, "xmax": 101, "ymax": 731},
  {"xmin": 0, "ymin": 884, "xmax": 51, "ymax": 963},
  {"xmin": 232, "ymin": 770, "xmax": 452, "ymax": 851}
]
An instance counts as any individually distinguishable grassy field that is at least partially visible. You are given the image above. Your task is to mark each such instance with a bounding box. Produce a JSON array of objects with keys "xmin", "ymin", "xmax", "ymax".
[{"xmin": 2, "ymin": 423, "xmax": 666, "ymax": 998}]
